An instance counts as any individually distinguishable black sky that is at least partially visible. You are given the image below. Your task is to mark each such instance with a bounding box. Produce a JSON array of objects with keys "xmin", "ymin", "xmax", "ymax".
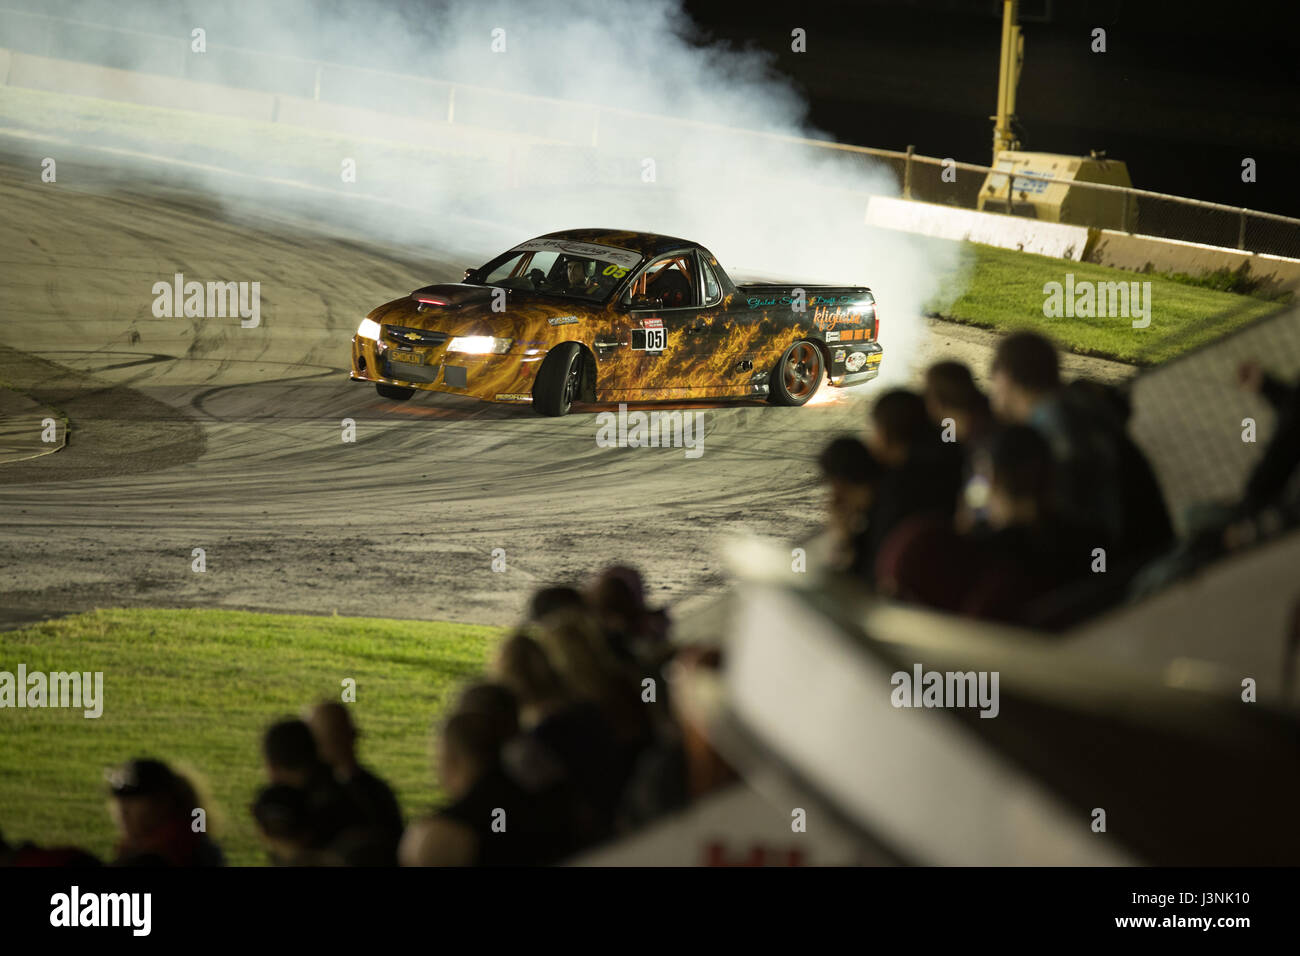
[{"xmin": 685, "ymin": 0, "xmax": 1300, "ymax": 217}]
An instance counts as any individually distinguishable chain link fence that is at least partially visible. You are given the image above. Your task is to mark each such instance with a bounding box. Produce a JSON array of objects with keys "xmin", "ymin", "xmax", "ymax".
[
  {"xmin": 891, "ymin": 153, "xmax": 1300, "ymax": 260},
  {"xmin": 1129, "ymin": 304, "xmax": 1300, "ymax": 529}
]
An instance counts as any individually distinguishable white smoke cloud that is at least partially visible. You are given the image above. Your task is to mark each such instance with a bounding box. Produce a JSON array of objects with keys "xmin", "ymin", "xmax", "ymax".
[{"xmin": 8, "ymin": 0, "xmax": 957, "ymax": 377}]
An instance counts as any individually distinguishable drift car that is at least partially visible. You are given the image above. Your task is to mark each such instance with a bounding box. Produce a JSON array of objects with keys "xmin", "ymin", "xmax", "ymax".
[{"xmin": 350, "ymin": 229, "xmax": 882, "ymax": 416}]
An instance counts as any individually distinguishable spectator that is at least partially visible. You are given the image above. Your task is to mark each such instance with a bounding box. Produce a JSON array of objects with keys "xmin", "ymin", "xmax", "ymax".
[
  {"xmin": 495, "ymin": 632, "xmax": 619, "ymax": 844},
  {"xmin": 535, "ymin": 609, "xmax": 654, "ymax": 820},
  {"xmin": 877, "ymin": 426, "xmax": 1093, "ymax": 626},
  {"xmin": 251, "ymin": 784, "xmax": 333, "ymax": 866},
  {"xmin": 989, "ymin": 332, "xmax": 1172, "ymax": 563},
  {"xmin": 454, "ymin": 683, "xmax": 520, "ymax": 746},
  {"xmin": 875, "ymin": 514, "xmax": 976, "ymax": 613},
  {"xmin": 586, "ymin": 566, "xmax": 671, "ymax": 669},
  {"xmin": 923, "ymin": 360, "xmax": 993, "ymax": 446},
  {"xmin": 817, "ymin": 436, "xmax": 884, "ymax": 576},
  {"xmin": 262, "ymin": 718, "xmax": 371, "ymax": 857},
  {"xmin": 105, "ymin": 758, "xmax": 224, "ymax": 866},
  {"xmin": 457, "ymin": 675, "xmax": 592, "ymax": 854},
  {"xmin": 961, "ymin": 425, "xmax": 1094, "ymax": 623},
  {"xmin": 0, "ymin": 828, "xmax": 101, "ymax": 867},
  {"xmin": 923, "ymin": 361, "xmax": 996, "ymax": 532},
  {"xmin": 859, "ymin": 389, "xmax": 964, "ymax": 578},
  {"xmin": 494, "ymin": 636, "xmax": 566, "ymax": 729},
  {"xmin": 400, "ymin": 711, "xmax": 558, "ymax": 866},
  {"xmin": 535, "ymin": 609, "xmax": 649, "ymax": 746},
  {"xmin": 528, "ymin": 585, "xmax": 586, "ymax": 622},
  {"xmin": 307, "ymin": 702, "xmax": 404, "ymax": 851}
]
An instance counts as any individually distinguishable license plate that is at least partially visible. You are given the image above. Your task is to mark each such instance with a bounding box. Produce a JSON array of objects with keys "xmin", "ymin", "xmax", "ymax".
[{"xmin": 390, "ymin": 350, "xmax": 425, "ymax": 365}]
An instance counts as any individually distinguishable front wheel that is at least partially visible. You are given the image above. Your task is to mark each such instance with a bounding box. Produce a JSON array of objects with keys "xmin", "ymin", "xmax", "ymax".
[
  {"xmin": 376, "ymin": 383, "xmax": 415, "ymax": 401},
  {"xmin": 767, "ymin": 341, "xmax": 824, "ymax": 406},
  {"xmin": 533, "ymin": 342, "xmax": 584, "ymax": 416}
]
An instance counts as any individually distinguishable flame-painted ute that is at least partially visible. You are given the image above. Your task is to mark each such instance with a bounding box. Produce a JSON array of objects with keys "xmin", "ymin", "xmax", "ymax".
[{"xmin": 350, "ymin": 228, "xmax": 882, "ymax": 416}]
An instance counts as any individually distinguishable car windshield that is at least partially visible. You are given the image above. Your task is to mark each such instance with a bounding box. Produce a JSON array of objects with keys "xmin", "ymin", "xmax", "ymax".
[{"xmin": 477, "ymin": 239, "xmax": 642, "ymax": 303}]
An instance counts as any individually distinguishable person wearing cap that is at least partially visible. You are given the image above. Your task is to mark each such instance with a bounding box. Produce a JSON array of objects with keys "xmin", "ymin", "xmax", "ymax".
[{"xmin": 106, "ymin": 758, "xmax": 225, "ymax": 866}]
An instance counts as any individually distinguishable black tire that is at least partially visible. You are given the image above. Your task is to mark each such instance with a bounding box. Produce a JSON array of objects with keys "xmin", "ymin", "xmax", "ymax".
[
  {"xmin": 376, "ymin": 383, "xmax": 415, "ymax": 401},
  {"xmin": 767, "ymin": 340, "xmax": 824, "ymax": 406},
  {"xmin": 533, "ymin": 342, "xmax": 584, "ymax": 417}
]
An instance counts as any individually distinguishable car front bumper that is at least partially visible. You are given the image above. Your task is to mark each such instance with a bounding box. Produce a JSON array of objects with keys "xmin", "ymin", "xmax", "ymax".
[{"xmin": 350, "ymin": 335, "xmax": 544, "ymax": 402}]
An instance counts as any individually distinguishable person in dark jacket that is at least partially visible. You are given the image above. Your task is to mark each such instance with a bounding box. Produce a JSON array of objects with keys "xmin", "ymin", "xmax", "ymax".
[
  {"xmin": 989, "ymin": 332, "xmax": 1172, "ymax": 565},
  {"xmin": 262, "ymin": 719, "xmax": 372, "ymax": 860},
  {"xmin": 399, "ymin": 710, "xmax": 565, "ymax": 866},
  {"xmin": 106, "ymin": 758, "xmax": 225, "ymax": 867},
  {"xmin": 861, "ymin": 389, "xmax": 964, "ymax": 580},
  {"xmin": 923, "ymin": 360, "xmax": 994, "ymax": 448},
  {"xmin": 876, "ymin": 426, "xmax": 1092, "ymax": 626},
  {"xmin": 308, "ymin": 702, "xmax": 404, "ymax": 853},
  {"xmin": 817, "ymin": 436, "xmax": 884, "ymax": 577},
  {"xmin": 961, "ymin": 425, "xmax": 1096, "ymax": 623},
  {"xmin": 923, "ymin": 360, "xmax": 997, "ymax": 533}
]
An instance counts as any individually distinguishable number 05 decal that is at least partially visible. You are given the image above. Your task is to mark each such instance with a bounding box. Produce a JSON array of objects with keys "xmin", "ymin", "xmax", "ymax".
[{"xmin": 631, "ymin": 327, "xmax": 666, "ymax": 352}]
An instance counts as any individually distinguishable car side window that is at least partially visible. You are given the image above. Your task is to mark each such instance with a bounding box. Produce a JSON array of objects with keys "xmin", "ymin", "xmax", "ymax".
[
  {"xmin": 627, "ymin": 253, "xmax": 699, "ymax": 309},
  {"xmin": 522, "ymin": 251, "xmax": 559, "ymax": 282},
  {"xmin": 700, "ymin": 255, "xmax": 721, "ymax": 306}
]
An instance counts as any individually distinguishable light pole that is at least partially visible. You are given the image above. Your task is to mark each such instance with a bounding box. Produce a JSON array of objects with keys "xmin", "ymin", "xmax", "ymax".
[{"xmin": 991, "ymin": 0, "xmax": 1024, "ymax": 161}]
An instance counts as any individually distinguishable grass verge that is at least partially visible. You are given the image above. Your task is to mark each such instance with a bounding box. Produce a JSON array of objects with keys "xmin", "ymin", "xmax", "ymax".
[
  {"xmin": 0, "ymin": 608, "xmax": 501, "ymax": 865},
  {"xmin": 926, "ymin": 242, "xmax": 1286, "ymax": 365}
]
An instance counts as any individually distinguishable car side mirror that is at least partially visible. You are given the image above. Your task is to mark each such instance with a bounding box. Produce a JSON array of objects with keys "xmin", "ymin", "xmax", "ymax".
[{"xmin": 463, "ymin": 268, "xmax": 481, "ymax": 283}]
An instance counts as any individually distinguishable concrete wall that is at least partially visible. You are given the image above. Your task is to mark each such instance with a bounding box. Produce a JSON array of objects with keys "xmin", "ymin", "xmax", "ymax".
[
  {"xmin": 868, "ymin": 195, "xmax": 1300, "ymax": 293},
  {"xmin": 866, "ymin": 195, "xmax": 1091, "ymax": 260},
  {"xmin": 1084, "ymin": 230, "xmax": 1300, "ymax": 295},
  {"xmin": 6, "ymin": 50, "xmax": 277, "ymax": 122}
]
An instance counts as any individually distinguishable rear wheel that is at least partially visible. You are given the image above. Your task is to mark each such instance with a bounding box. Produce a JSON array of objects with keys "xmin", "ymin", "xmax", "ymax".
[
  {"xmin": 376, "ymin": 383, "xmax": 415, "ymax": 401},
  {"xmin": 767, "ymin": 340, "xmax": 824, "ymax": 406},
  {"xmin": 533, "ymin": 342, "xmax": 584, "ymax": 416}
]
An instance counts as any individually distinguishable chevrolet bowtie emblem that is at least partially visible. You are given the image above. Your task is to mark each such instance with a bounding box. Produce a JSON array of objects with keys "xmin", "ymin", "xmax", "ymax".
[{"xmin": 404, "ymin": 332, "xmax": 421, "ymax": 341}]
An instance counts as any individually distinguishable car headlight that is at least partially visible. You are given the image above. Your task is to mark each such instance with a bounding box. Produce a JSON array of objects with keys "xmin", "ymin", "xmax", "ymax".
[
  {"xmin": 356, "ymin": 317, "xmax": 382, "ymax": 340},
  {"xmin": 447, "ymin": 335, "xmax": 512, "ymax": 355}
]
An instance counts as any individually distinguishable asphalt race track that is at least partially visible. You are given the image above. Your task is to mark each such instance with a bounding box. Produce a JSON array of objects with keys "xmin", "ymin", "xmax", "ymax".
[{"xmin": 0, "ymin": 142, "xmax": 1129, "ymax": 629}]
